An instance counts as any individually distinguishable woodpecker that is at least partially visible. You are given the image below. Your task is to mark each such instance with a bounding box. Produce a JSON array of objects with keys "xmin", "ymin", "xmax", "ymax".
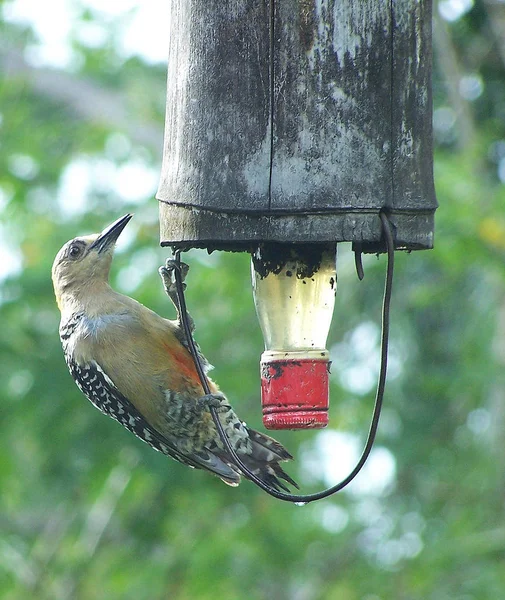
[{"xmin": 52, "ymin": 214, "xmax": 297, "ymax": 491}]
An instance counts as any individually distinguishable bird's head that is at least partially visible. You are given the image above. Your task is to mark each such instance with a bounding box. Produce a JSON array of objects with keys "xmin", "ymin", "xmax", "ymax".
[{"xmin": 52, "ymin": 214, "xmax": 132, "ymax": 311}]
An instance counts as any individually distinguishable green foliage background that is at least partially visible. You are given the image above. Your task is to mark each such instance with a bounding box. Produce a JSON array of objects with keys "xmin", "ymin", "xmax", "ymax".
[{"xmin": 2, "ymin": 2, "xmax": 505, "ymax": 598}]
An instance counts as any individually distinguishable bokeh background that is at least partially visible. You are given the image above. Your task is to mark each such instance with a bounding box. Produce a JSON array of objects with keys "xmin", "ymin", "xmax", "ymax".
[{"xmin": 2, "ymin": 1, "xmax": 505, "ymax": 598}]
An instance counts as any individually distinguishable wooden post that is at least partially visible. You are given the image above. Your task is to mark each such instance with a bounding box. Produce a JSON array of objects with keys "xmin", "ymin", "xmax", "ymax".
[{"xmin": 157, "ymin": 0, "xmax": 437, "ymax": 252}]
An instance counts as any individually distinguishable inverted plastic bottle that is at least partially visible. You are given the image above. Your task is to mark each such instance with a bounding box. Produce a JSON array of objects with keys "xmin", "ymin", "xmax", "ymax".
[{"xmin": 252, "ymin": 245, "xmax": 337, "ymax": 429}]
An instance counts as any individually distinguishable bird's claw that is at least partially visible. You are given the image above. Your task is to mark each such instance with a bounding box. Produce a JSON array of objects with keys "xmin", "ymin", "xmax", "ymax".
[
  {"xmin": 159, "ymin": 260, "xmax": 190, "ymax": 296},
  {"xmin": 159, "ymin": 259, "xmax": 195, "ymax": 333},
  {"xmin": 199, "ymin": 393, "xmax": 230, "ymax": 414},
  {"xmin": 161, "ymin": 258, "xmax": 189, "ymax": 281}
]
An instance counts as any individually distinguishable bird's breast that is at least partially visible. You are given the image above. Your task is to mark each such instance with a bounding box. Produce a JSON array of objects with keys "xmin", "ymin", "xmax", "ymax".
[{"xmin": 62, "ymin": 311, "xmax": 140, "ymax": 365}]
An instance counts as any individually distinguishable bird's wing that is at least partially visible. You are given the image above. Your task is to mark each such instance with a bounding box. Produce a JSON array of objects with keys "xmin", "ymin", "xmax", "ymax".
[{"xmin": 66, "ymin": 355, "xmax": 241, "ymax": 484}]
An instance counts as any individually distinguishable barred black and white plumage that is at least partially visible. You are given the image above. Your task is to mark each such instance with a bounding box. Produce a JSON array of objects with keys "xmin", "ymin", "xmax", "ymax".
[
  {"xmin": 64, "ymin": 353, "xmax": 227, "ymax": 474},
  {"xmin": 52, "ymin": 215, "xmax": 298, "ymax": 491}
]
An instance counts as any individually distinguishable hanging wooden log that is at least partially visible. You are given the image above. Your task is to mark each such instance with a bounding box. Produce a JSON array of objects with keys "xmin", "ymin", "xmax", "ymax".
[{"xmin": 157, "ymin": 0, "xmax": 437, "ymax": 252}]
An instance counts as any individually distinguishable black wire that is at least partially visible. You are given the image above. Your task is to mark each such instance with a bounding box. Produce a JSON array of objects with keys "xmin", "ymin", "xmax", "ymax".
[
  {"xmin": 174, "ymin": 250, "xmax": 213, "ymax": 397},
  {"xmin": 354, "ymin": 245, "xmax": 365, "ymax": 281},
  {"xmin": 173, "ymin": 211, "xmax": 395, "ymax": 503}
]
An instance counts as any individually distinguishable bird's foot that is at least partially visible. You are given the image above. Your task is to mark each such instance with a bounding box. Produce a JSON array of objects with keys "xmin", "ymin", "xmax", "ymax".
[
  {"xmin": 159, "ymin": 259, "xmax": 194, "ymax": 331},
  {"xmin": 198, "ymin": 393, "xmax": 230, "ymax": 414},
  {"xmin": 159, "ymin": 259, "xmax": 190, "ymax": 296}
]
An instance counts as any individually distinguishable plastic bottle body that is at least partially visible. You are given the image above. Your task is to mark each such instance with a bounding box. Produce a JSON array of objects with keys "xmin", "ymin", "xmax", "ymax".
[{"xmin": 252, "ymin": 246, "xmax": 336, "ymax": 429}]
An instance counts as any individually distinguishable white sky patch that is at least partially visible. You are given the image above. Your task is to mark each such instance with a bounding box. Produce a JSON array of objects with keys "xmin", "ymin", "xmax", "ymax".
[
  {"xmin": 89, "ymin": 158, "xmax": 118, "ymax": 195},
  {"xmin": 498, "ymin": 158, "xmax": 505, "ymax": 184},
  {"xmin": 3, "ymin": 0, "xmax": 79, "ymax": 68},
  {"xmin": 466, "ymin": 407, "xmax": 491, "ymax": 436},
  {"xmin": 57, "ymin": 158, "xmax": 92, "ymax": 218},
  {"xmin": 114, "ymin": 224, "xmax": 137, "ymax": 254},
  {"xmin": 24, "ymin": 41, "xmax": 84, "ymax": 72},
  {"xmin": 115, "ymin": 159, "xmax": 159, "ymax": 204},
  {"xmin": 300, "ymin": 430, "xmax": 396, "ymax": 497},
  {"xmin": 438, "ymin": 0, "xmax": 474, "ymax": 22},
  {"xmin": 74, "ymin": 20, "xmax": 109, "ymax": 50},
  {"xmin": 351, "ymin": 446, "xmax": 396, "ymax": 496},
  {"xmin": 433, "ymin": 106, "xmax": 457, "ymax": 136},
  {"xmin": 2, "ymin": 0, "xmax": 170, "ymax": 67},
  {"xmin": 459, "ymin": 73, "xmax": 484, "ymax": 101},
  {"xmin": 355, "ymin": 502, "xmax": 425, "ymax": 569},
  {"xmin": 26, "ymin": 186, "xmax": 55, "ymax": 217},
  {"xmin": 105, "ymin": 133, "xmax": 133, "ymax": 162},
  {"xmin": 7, "ymin": 369, "xmax": 34, "ymax": 398},
  {"xmin": 82, "ymin": 0, "xmax": 139, "ymax": 18},
  {"xmin": 339, "ymin": 363, "xmax": 377, "ymax": 396},
  {"xmin": 116, "ymin": 247, "xmax": 160, "ymax": 293},
  {"xmin": 0, "ymin": 187, "xmax": 13, "ymax": 212},
  {"xmin": 118, "ymin": 2, "xmax": 170, "ymax": 64},
  {"xmin": 57, "ymin": 154, "xmax": 159, "ymax": 219},
  {"xmin": 354, "ymin": 496, "xmax": 384, "ymax": 527},
  {"xmin": 313, "ymin": 502, "xmax": 349, "ymax": 534},
  {"xmin": 7, "ymin": 154, "xmax": 40, "ymax": 181},
  {"xmin": 0, "ymin": 225, "xmax": 23, "ymax": 282},
  {"xmin": 331, "ymin": 321, "xmax": 380, "ymax": 396},
  {"xmin": 331, "ymin": 320, "xmax": 403, "ymax": 395}
]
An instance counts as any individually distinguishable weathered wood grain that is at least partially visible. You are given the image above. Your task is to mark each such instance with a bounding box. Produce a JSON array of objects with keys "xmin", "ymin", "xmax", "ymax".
[{"xmin": 157, "ymin": 0, "xmax": 437, "ymax": 250}]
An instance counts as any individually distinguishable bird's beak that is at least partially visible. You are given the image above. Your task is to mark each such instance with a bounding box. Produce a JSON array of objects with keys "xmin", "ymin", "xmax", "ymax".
[{"xmin": 90, "ymin": 214, "xmax": 133, "ymax": 254}]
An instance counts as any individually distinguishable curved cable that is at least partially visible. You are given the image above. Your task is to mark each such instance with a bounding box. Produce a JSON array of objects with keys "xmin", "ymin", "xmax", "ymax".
[{"xmin": 173, "ymin": 210, "xmax": 395, "ymax": 503}]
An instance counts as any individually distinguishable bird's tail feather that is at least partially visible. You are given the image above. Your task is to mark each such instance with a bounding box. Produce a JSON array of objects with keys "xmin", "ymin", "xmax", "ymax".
[{"xmin": 237, "ymin": 427, "xmax": 299, "ymax": 492}]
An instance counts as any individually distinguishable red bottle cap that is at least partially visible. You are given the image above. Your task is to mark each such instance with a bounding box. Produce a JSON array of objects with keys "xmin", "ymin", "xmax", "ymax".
[{"xmin": 260, "ymin": 351, "xmax": 330, "ymax": 430}]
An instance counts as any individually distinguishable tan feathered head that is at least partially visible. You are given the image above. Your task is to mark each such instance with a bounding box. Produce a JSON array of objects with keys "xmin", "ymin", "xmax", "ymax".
[{"xmin": 52, "ymin": 214, "xmax": 132, "ymax": 310}]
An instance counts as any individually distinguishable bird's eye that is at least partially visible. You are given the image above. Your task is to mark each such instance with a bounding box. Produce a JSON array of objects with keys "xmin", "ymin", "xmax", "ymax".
[{"xmin": 68, "ymin": 244, "xmax": 83, "ymax": 259}]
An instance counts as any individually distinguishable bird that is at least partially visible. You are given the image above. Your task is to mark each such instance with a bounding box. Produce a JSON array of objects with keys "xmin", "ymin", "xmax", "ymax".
[{"xmin": 51, "ymin": 214, "xmax": 297, "ymax": 491}]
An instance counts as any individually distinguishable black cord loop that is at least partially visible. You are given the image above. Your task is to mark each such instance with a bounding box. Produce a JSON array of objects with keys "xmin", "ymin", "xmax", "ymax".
[{"xmin": 173, "ymin": 211, "xmax": 395, "ymax": 503}]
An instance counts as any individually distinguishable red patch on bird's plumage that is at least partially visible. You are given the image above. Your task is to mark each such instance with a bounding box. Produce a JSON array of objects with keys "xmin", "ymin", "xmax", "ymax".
[{"xmin": 163, "ymin": 342, "xmax": 200, "ymax": 382}]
